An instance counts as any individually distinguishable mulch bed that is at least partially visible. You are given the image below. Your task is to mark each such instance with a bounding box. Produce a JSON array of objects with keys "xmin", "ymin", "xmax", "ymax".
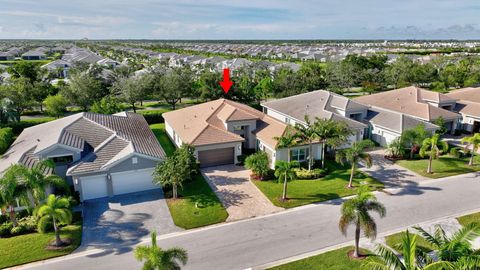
[
  {"xmin": 347, "ymin": 250, "xmax": 369, "ymax": 260},
  {"xmin": 45, "ymin": 238, "xmax": 72, "ymax": 250}
]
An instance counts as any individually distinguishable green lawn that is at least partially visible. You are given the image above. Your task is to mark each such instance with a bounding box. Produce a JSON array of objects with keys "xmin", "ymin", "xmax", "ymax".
[
  {"xmin": 0, "ymin": 222, "xmax": 82, "ymax": 269},
  {"xmin": 150, "ymin": 123, "xmax": 228, "ymax": 229},
  {"xmin": 457, "ymin": 212, "xmax": 480, "ymax": 227},
  {"xmin": 254, "ymin": 162, "xmax": 384, "ymax": 208},
  {"xmin": 150, "ymin": 123, "xmax": 176, "ymax": 157},
  {"xmin": 396, "ymin": 155, "xmax": 480, "ymax": 179},
  {"xmin": 166, "ymin": 174, "xmax": 228, "ymax": 229},
  {"xmin": 269, "ymin": 246, "xmax": 371, "ymax": 270},
  {"xmin": 385, "ymin": 232, "xmax": 434, "ymax": 254}
]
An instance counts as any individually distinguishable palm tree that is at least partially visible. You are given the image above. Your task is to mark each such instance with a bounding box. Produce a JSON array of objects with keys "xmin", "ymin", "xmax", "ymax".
[
  {"xmin": 295, "ymin": 116, "xmax": 318, "ymax": 171},
  {"xmin": 0, "ymin": 165, "xmax": 29, "ymax": 227},
  {"xmin": 274, "ymin": 126, "xmax": 297, "ymax": 162},
  {"xmin": 339, "ymin": 187, "xmax": 386, "ymax": 258},
  {"xmin": 135, "ymin": 231, "xmax": 188, "ymax": 270},
  {"xmin": 414, "ymin": 223, "xmax": 480, "ymax": 264},
  {"xmin": 461, "ymin": 133, "xmax": 480, "ymax": 166},
  {"xmin": 362, "ymin": 230, "xmax": 455, "ymax": 270},
  {"xmin": 401, "ymin": 124, "xmax": 430, "ymax": 160},
  {"xmin": 314, "ymin": 119, "xmax": 353, "ymax": 169},
  {"xmin": 336, "ymin": 140, "xmax": 375, "ymax": 188},
  {"xmin": 419, "ymin": 134, "xmax": 449, "ymax": 174},
  {"xmin": 274, "ymin": 160, "xmax": 299, "ymax": 201},
  {"xmin": 15, "ymin": 160, "xmax": 67, "ymax": 207},
  {"xmin": 36, "ymin": 194, "xmax": 72, "ymax": 247}
]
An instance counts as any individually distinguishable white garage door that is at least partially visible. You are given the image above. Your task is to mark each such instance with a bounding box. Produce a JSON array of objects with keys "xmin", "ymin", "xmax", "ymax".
[
  {"xmin": 81, "ymin": 175, "xmax": 108, "ymax": 201},
  {"xmin": 111, "ymin": 169, "xmax": 157, "ymax": 196}
]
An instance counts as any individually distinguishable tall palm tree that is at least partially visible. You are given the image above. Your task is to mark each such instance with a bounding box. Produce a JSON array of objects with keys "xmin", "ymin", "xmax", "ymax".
[
  {"xmin": 274, "ymin": 126, "xmax": 297, "ymax": 162},
  {"xmin": 401, "ymin": 124, "xmax": 430, "ymax": 160},
  {"xmin": 362, "ymin": 230, "xmax": 455, "ymax": 270},
  {"xmin": 339, "ymin": 187, "xmax": 386, "ymax": 258},
  {"xmin": 336, "ymin": 139, "xmax": 375, "ymax": 188},
  {"xmin": 135, "ymin": 231, "xmax": 188, "ymax": 270},
  {"xmin": 36, "ymin": 194, "xmax": 72, "ymax": 247},
  {"xmin": 15, "ymin": 160, "xmax": 67, "ymax": 207},
  {"xmin": 314, "ymin": 118, "xmax": 352, "ymax": 169},
  {"xmin": 274, "ymin": 160, "xmax": 299, "ymax": 201},
  {"xmin": 414, "ymin": 223, "xmax": 480, "ymax": 264},
  {"xmin": 295, "ymin": 116, "xmax": 318, "ymax": 171},
  {"xmin": 461, "ymin": 133, "xmax": 480, "ymax": 166},
  {"xmin": 419, "ymin": 134, "xmax": 449, "ymax": 174},
  {"xmin": 0, "ymin": 165, "xmax": 29, "ymax": 227}
]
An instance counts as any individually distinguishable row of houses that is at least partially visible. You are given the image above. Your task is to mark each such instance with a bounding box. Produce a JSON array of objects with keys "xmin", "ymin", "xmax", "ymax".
[
  {"xmin": 41, "ymin": 47, "xmax": 120, "ymax": 78},
  {"xmin": 0, "ymin": 46, "xmax": 68, "ymax": 61},
  {"xmin": 2, "ymin": 85, "xmax": 478, "ymax": 202},
  {"xmin": 163, "ymin": 86, "xmax": 480, "ymax": 171}
]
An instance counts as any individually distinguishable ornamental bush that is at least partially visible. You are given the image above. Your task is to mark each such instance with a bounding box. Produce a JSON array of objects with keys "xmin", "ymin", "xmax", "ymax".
[
  {"xmin": 245, "ymin": 152, "xmax": 270, "ymax": 179},
  {"xmin": 293, "ymin": 168, "xmax": 326, "ymax": 180}
]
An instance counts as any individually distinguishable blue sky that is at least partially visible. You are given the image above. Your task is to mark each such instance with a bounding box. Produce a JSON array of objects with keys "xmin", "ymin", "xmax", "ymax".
[{"xmin": 0, "ymin": 0, "xmax": 479, "ymax": 39}]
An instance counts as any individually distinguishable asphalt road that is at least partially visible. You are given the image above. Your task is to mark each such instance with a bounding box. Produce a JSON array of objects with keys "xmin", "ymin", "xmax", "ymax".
[{"xmin": 20, "ymin": 172, "xmax": 480, "ymax": 270}]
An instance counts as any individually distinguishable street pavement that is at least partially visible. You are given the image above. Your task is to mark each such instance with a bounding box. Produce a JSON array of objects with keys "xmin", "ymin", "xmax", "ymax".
[{"xmin": 17, "ymin": 171, "xmax": 480, "ymax": 270}]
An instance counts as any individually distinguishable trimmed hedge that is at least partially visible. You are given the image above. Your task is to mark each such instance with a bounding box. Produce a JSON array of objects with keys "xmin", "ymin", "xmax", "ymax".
[
  {"xmin": 138, "ymin": 109, "xmax": 170, "ymax": 124},
  {"xmin": 1, "ymin": 117, "xmax": 55, "ymax": 135}
]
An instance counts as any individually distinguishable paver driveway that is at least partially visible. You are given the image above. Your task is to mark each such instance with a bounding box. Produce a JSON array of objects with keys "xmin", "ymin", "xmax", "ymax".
[
  {"xmin": 202, "ymin": 165, "xmax": 283, "ymax": 221},
  {"xmin": 80, "ymin": 189, "xmax": 181, "ymax": 253}
]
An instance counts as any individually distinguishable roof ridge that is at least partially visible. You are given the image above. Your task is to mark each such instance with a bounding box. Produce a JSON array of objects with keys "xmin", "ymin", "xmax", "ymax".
[{"xmin": 189, "ymin": 123, "xmax": 210, "ymax": 144}]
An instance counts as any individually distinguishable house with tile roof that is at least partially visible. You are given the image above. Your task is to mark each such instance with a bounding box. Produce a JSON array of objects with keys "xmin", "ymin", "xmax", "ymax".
[
  {"xmin": 163, "ymin": 99, "xmax": 323, "ymax": 169},
  {"xmin": 446, "ymin": 87, "xmax": 480, "ymax": 133},
  {"xmin": 355, "ymin": 86, "xmax": 461, "ymax": 134},
  {"xmin": 0, "ymin": 112, "xmax": 165, "ymax": 201},
  {"xmin": 262, "ymin": 90, "xmax": 437, "ymax": 147}
]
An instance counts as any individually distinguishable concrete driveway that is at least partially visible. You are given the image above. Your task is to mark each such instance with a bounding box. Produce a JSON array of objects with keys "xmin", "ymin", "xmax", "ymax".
[
  {"xmin": 202, "ymin": 165, "xmax": 283, "ymax": 221},
  {"xmin": 80, "ymin": 189, "xmax": 181, "ymax": 253},
  {"xmin": 360, "ymin": 148, "xmax": 429, "ymax": 192}
]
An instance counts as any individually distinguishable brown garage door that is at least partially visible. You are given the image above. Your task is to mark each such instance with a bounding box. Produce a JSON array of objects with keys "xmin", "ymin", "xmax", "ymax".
[{"xmin": 198, "ymin": 147, "xmax": 234, "ymax": 168}]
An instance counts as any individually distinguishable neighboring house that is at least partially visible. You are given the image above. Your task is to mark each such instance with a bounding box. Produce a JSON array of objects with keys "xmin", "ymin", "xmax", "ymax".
[
  {"xmin": 41, "ymin": 59, "xmax": 71, "ymax": 78},
  {"xmin": 0, "ymin": 112, "xmax": 165, "ymax": 202},
  {"xmin": 447, "ymin": 87, "xmax": 480, "ymax": 133},
  {"xmin": 262, "ymin": 90, "xmax": 436, "ymax": 147},
  {"xmin": 0, "ymin": 51, "xmax": 14, "ymax": 61},
  {"xmin": 262, "ymin": 90, "xmax": 368, "ymax": 147},
  {"xmin": 364, "ymin": 106, "xmax": 438, "ymax": 146},
  {"xmin": 21, "ymin": 49, "xmax": 47, "ymax": 60},
  {"xmin": 97, "ymin": 58, "xmax": 120, "ymax": 68},
  {"xmin": 355, "ymin": 86, "xmax": 461, "ymax": 133},
  {"xmin": 163, "ymin": 99, "xmax": 322, "ymax": 169}
]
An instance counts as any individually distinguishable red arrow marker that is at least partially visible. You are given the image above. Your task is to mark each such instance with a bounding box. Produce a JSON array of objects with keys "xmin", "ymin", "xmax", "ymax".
[{"xmin": 219, "ymin": 68, "xmax": 233, "ymax": 94}]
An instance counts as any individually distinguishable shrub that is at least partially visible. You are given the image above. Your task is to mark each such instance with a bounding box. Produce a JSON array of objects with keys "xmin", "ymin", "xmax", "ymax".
[
  {"xmin": 1, "ymin": 118, "xmax": 54, "ymax": 135},
  {"xmin": 245, "ymin": 152, "xmax": 270, "ymax": 179},
  {"xmin": 10, "ymin": 224, "xmax": 27, "ymax": 236},
  {"xmin": 44, "ymin": 94, "xmax": 68, "ymax": 118},
  {"xmin": 0, "ymin": 127, "xmax": 13, "ymax": 154},
  {"xmin": 293, "ymin": 168, "xmax": 326, "ymax": 179},
  {"xmin": 449, "ymin": 147, "xmax": 461, "ymax": 158},
  {"xmin": 0, "ymin": 222, "xmax": 12, "ymax": 237},
  {"xmin": 138, "ymin": 110, "xmax": 167, "ymax": 124},
  {"xmin": 18, "ymin": 216, "xmax": 37, "ymax": 232}
]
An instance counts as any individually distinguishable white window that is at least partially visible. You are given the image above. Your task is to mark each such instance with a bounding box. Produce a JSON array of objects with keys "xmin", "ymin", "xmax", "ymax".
[
  {"xmin": 290, "ymin": 148, "xmax": 309, "ymax": 161},
  {"xmin": 132, "ymin": 157, "xmax": 138, "ymax": 164}
]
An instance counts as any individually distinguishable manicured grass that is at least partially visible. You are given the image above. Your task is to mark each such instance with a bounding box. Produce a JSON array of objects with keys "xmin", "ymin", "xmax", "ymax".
[
  {"xmin": 21, "ymin": 117, "xmax": 56, "ymax": 124},
  {"xmin": 269, "ymin": 246, "xmax": 371, "ymax": 270},
  {"xmin": 396, "ymin": 155, "xmax": 480, "ymax": 179},
  {"xmin": 457, "ymin": 212, "xmax": 480, "ymax": 227},
  {"xmin": 385, "ymin": 232, "xmax": 434, "ymax": 254},
  {"xmin": 166, "ymin": 174, "xmax": 228, "ymax": 229},
  {"xmin": 150, "ymin": 123, "xmax": 228, "ymax": 229},
  {"xmin": 0, "ymin": 222, "xmax": 82, "ymax": 269},
  {"xmin": 150, "ymin": 123, "xmax": 176, "ymax": 157},
  {"xmin": 253, "ymin": 162, "xmax": 384, "ymax": 208}
]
